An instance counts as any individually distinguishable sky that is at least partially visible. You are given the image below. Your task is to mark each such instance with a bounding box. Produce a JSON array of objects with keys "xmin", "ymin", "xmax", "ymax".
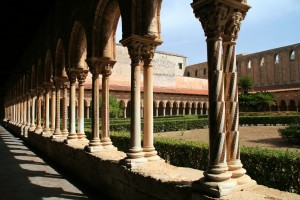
[{"xmin": 117, "ymin": 0, "xmax": 300, "ymax": 65}]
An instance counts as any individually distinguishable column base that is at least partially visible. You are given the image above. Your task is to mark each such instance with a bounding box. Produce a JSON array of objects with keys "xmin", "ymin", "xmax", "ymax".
[
  {"xmin": 84, "ymin": 145, "xmax": 104, "ymax": 153},
  {"xmin": 24, "ymin": 125, "xmax": 30, "ymax": 138},
  {"xmin": 233, "ymin": 174, "xmax": 256, "ymax": 186},
  {"xmin": 29, "ymin": 126, "xmax": 36, "ymax": 132},
  {"xmin": 51, "ymin": 134, "xmax": 67, "ymax": 141},
  {"xmin": 42, "ymin": 128, "xmax": 52, "ymax": 136},
  {"xmin": 121, "ymin": 156, "xmax": 148, "ymax": 168},
  {"xmin": 101, "ymin": 137, "xmax": 117, "ymax": 150},
  {"xmin": 143, "ymin": 148, "xmax": 163, "ymax": 162},
  {"xmin": 192, "ymin": 176, "xmax": 237, "ymax": 198},
  {"xmin": 34, "ymin": 127, "xmax": 43, "ymax": 134},
  {"xmin": 20, "ymin": 125, "xmax": 25, "ymax": 136},
  {"xmin": 77, "ymin": 133, "xmax": 86, "ymax": 139}
]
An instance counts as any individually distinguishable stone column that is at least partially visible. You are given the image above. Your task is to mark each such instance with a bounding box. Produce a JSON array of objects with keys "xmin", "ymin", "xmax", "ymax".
[
  {"xmin": 29, "ymin": 90, "xmax": 36, "ymax": 131},
  {"xmin": 124, "ymin": 106, "xmax": 127, "ymax": 118},
  {"xmin": 85, "ymin": 58, "xmax": 103, "ymax": 152},
  {"xmin": 156, "ymin": 107, "xmax": 159, "ymax": 117},
  {"xmin": 77, "ymin": 71, "xmax": 88, "ymax": 140},
  {"xmin": 183, "ymin": 106, "xmax": 185, "ymax": 115},
  {"xmin": 52, "ymin": 77, "xmax": 65, "ymax": 138},
  {"xmin": 100, "ymin": 59, "xmax": 117, "ymax": 149},
  {"xmin": 61, "ymin": 82, "xmax": 69, "ymax": 135},
  {"xmin": 189, "ymin": 106, "xmax": 192, "ymax": 115},
  {"xmin": 162, "ymin": 106, "xmax": 166, "ymax": 116},
  {"xmin": 35, "ymin": 88, "xmax": 44, "ymax": 134},
  {"xmin": 23, "ymin": 96, "xmax": 27, "ymax": 126},
  {"xmin": 195, "ymin": 105, "xmax": 198, "ymax": 115},
  {"xmin": 142, "ymin": 43, "xmax": 161, "ymax": 161},
  {"xmin": 26, "ymin": 93, "xmax": 31, "ymax": 127},
  {"xmin": 176, "ymin": 107, "xmax": 179, "ymax": 116},
  {"xmin": 121, "ymin": 37, "xmax": 147, "ymax": 165},
  {"xmin": 19, "ymin": 99, "xmax": 23, "ymax": 126},
  {"xmin": 43, "ymin": 83, "xmax": 51, "ymax": 134},
  {"xmin": 50, "ymin": 86, "xmax": 56, "ymax": 132},
  {"xmin": 170, "ymin": 106, "xmax": 173, "ymax": 116},
  {"xmin": 86, "ymin": 106, "xmax": 90, "ymax": 119},
  {"xmin": 192, "ymin": 0, "xmax": 252, "ymax": 197},
  {"xmin": 200, "ymin": 107, "xmax": 203, "ymax": 115},
  {"xmin": 66, "ymin": 70, "xmax": 78, "ymax": 142}
]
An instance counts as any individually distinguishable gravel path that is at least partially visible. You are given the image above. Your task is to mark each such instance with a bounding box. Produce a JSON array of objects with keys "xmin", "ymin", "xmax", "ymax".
[{"xmin": 154, "ymin": 126, "xmax": 300, "ymax": 152}]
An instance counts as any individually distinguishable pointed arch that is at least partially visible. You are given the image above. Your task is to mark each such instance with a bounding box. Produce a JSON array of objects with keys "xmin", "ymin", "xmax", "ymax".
[
  {"xmin": 44, "ymin": 49, "xmax": 54, "ymax": 83},
  {"xmin": 68, "ymin": 21, "xmax": 88, "ymax": 70},
  {"xmin": 54, "ymin": 38, "xmax": 67, "ymax": 78}
]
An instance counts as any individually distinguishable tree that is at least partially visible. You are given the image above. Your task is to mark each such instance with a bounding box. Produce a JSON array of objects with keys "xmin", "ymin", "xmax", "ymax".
[
  {"xmin": 99, "ymin": 94, "xmax": 123, "ymax": 118},
  {"xmin": 238, "ymin": 76, "xmax": 254, "ymax": 95},
  {"xmin": 239, "ymin": 92, "xmax": 276, "ymax": 112}
]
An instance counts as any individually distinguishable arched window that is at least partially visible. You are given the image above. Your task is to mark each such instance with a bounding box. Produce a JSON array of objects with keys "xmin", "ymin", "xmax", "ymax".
[
  {"xmin": 275, "ymin": 53, "xmax": 279, "ymax": 64},
  {"xmin": 260, "ymin": 57, "xmax": 264, "ymax": 67},
  {"xmin": 203, "ymin": 68, "xmax": 207, "ymax": 75},
  {"xmin": 247, "ymin": 60, "xmax": 251, "ymax": 69},
  {"xmin": 290, "ymin": 50, "xmax": 295, "ymax": 61},
  {"xmin": 195, "ymin": 70, "xmax": 198, "ymax": 77},
  {"xmin": 187, "ymin": 72, "xmax": 190, "ymax": 77}
]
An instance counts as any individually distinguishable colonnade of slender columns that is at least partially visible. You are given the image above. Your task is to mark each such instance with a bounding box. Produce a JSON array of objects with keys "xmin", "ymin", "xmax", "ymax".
[
  {"xmin": 120, "ymin": 35, "xmax": 162, "ymax": 166},
  {"xmin": 29, "ymin": 90, "xmax": 36, "ymax": 132},
  {"xmin": 61, "ymin": 82, "xmax": 69, "ymax": 135},
  {"xmin": 191, "ymin": 0, "xmax": 253, "ymax": 197},
  {"xmin": 50, "ymin": 86, "xmax": 56, "ymax": 132}
]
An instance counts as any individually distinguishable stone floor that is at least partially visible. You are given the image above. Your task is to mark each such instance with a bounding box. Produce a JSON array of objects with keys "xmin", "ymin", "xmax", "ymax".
[{"xmin": 0, "ymin": 126, "xmax": 101, "ymax": 200}]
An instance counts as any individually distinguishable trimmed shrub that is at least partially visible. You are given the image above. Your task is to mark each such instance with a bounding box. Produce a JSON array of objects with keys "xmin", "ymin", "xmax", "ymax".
[
  {"xmin": 278, "ymin": 125, "xmax": 300, "ymax": 145},
  {"xmin": 109, "ymin": 132, "xmax": 300, "ymax": 194}
]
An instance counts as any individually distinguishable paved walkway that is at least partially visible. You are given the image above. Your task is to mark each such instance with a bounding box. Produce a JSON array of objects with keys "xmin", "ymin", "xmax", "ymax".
[{"xmin": 0, "ymin": 126, "xmax": 100, "ymax": 200}]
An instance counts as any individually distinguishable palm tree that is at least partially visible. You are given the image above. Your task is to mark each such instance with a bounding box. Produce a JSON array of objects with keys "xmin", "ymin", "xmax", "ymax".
[{"xmin": 238, "ymin": 76, "xmax": 254, "ymax": 95}]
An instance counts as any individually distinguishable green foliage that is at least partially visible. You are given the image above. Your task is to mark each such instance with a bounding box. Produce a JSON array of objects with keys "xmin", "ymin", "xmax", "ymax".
[
  {"xmin": 99, "ymin": 94, "xmax": 123, "ymax": 118},
  {"xmin": 278, "ymin": 125, "xmax": 300, "ymax": 145},
  {"xmin": 239, "ymin": 92, "xmax": 276, "ymax": 111},
  {"xmin": 238, "ymin": 76, "xmax": 254, "ymax": 95},
  {"xmin": 109, "ymin": 132, "xmax": 300, "ymax": 194},
  {"xmin": 240, "ymin": 115, "xmax": 300, "ymax": 125}
]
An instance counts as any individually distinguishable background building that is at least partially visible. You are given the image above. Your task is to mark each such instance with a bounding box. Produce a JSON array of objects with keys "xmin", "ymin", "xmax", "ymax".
[{"xmin": 185, "ymin": 43, "xmax": 300, "ymax": 111}]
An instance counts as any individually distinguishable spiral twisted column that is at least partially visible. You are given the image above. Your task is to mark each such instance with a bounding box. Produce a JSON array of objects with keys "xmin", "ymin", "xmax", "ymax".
[
  {"xmin": 61, "ymin": 82, "xmax": 69, "ymax": 135},
  {"xmin": 192, "ymin": 0, "xmax": 252, "ymax": 197},
  {"xmin": 223, "ymin": 11, "xmax": 254, "ymax": 186},
  {"xmin": 85, "ymin": 58, "xmax": 103, "ymax": 152},
  {"xmin": 100, "ymin": 58, "xmax": 117, "ymax": 150}
]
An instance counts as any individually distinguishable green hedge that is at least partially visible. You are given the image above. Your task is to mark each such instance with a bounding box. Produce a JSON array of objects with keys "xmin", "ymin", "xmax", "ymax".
[
  {"xmin": 278, "ymin": 126, "xmax": 300, "ymax": 145},
  {"xmin": 240, "ymin": 115, "xmax": 300, "ymax": 125},
  {"xmin": 110, "ymin": 132, "xmax": 300, "ymax": 194}
]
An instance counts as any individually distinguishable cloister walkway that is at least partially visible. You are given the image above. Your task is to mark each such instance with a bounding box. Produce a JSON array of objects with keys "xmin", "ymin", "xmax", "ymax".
[{"xmin": 0, "ymin": 126, "xmax": 100, "ymax": 200}]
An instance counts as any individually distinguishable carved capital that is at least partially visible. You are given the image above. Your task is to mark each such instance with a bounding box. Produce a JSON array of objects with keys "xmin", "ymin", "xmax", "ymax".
[
  {"xmin": 86, "ymin": 57, "xmax": 116, "ymax": 78},
  {"xmin": 142, "ymin": 44, "xmax": 156, "ymax": 66},
  {"xmin": 67, "ymin": 70, "xmax": 78, "ymax": 84},
  {"xmin": 63, "ymin": 81, "xmax": 70, "ymax": 89},
  {"xmin": 43, "ymin": 82, "xmax": 53, "ymax": 92},
  {"xmin": 52, "ymin": 76, "xmax": 67, "ymax": 88},
  {"xmin": 223, "ymin": 11, "xmax": 244, "ymax": 41},
  {"xmin": 77, "ymin": 70, "xmax": 88, "ymax": 85},
  {"xmin": 121, "ymin": 35, "xmax": 162, "ymax": 66},
  {"xmin": 191, "ymin": 0, "xmax": 250, "ymax": 39}
]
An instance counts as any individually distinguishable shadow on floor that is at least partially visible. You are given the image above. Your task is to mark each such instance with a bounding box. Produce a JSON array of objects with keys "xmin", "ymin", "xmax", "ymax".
[{"xmin": 0, "ymin": 126, "xmax": 106, "ymax": 200}]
